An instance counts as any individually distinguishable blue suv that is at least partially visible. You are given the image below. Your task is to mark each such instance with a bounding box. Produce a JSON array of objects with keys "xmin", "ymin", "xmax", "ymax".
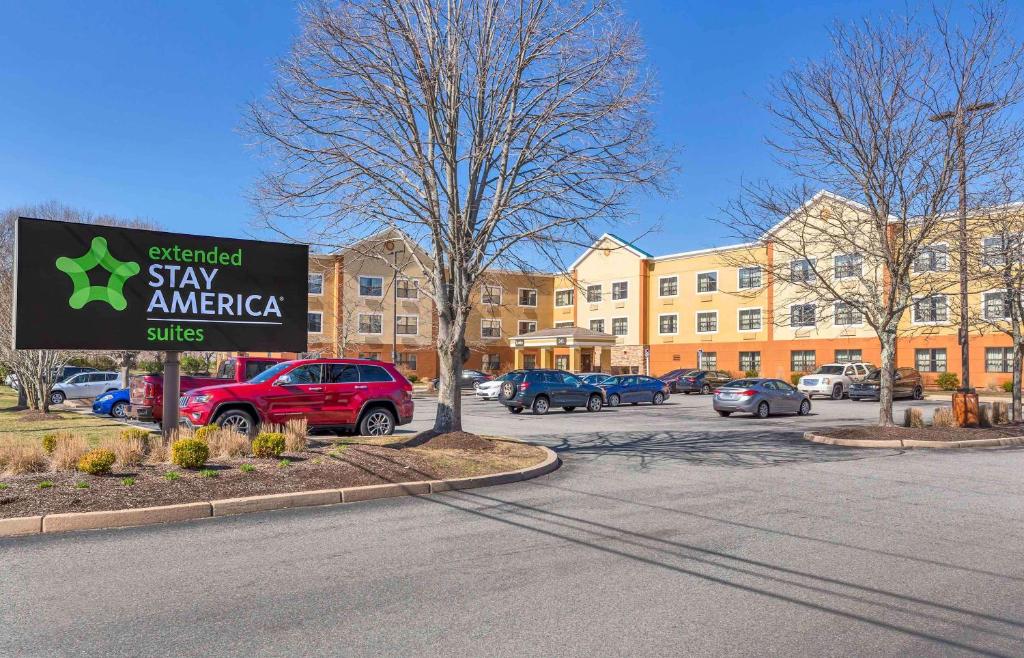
[{"xmin": 498, "ymin": 369, "xmax": 604, "ymax": 414}]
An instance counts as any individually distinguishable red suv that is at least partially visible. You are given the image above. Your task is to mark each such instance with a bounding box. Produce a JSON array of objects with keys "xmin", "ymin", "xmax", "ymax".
[{"xmin": 179, "ymin": 359, "xmax": 414, "ymax": 436}]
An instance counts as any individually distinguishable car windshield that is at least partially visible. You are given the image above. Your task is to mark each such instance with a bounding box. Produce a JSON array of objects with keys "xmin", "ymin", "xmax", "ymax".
[
  {"xmin": 815, "ymin": 366, "xmax": 845, "ymax": 375},
  {"xmin": 864, "ymin": 370, "xmax": 882, "ymax": 382},
  {"xmin": 723, "ymin": 379, "xmax": 759, "ymax": 388},
  {"xmin": 248, "ymin": 361, "xmax": 293, "ymax": 383}
]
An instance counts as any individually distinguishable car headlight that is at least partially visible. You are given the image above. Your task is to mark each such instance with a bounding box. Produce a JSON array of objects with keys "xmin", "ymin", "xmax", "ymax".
[
  {"xmin": 821, "ymin": 378, "xmax": 831, "ymax": 384},
  {"xmin": 190, "ymin": 394, "xmax": 212, "ymax": 404},
  {"xmin": 98, "ymin": 394, "xmax": 112, "ymax": 402}
]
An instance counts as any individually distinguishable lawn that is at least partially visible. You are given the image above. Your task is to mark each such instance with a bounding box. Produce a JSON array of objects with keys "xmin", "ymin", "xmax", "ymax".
[{"xmin": 0, "ymin": 387, "xmax": 143, "ymax": 444}]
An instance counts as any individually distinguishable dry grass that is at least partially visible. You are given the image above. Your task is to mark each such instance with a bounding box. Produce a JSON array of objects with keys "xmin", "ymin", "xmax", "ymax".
[
  {"xmin": 100, "ymin": 434, "xmax": 146, "ymax": 466},
  {"xmin": 50, "ymin": 432, "xmax": 91, "ymax": 472},
  {"xmin": 260, "ymin": 419, "xmax": 308, "ymax": 453},
  {"xmin": 903, "ymin": 408, "xmax": 924, "ymax": 428},
  {"xmin": 206, "ymin": 428, "xmax": 250, "ymax": 458},
  {"xmin": 145, "ymin": 436, "xmax": 170, "ymax": 464},
  {"xmin": 0, "ymin": 436, "xmax": 48, "ymax": 474},
  {"xmin": 932, "ymin": 407, "xmax": 954, "ymax": 428}
]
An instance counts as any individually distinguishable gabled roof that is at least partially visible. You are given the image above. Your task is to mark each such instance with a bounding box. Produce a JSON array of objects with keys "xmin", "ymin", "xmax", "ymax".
[
  {"xmin": 568, "ymin": 232, "xmax": 652, "ymax": 270},
  {"xmin": 761, "ymin": 190, "xmax": 884, "ymax": 239}
]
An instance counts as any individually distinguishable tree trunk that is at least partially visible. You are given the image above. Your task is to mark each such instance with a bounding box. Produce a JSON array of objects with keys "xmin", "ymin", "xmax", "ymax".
[
  {"xmin": 878, "ymin": 330, "xmax": 897, "ymax": 426},
  {"xmin": 1013, "ymin": 337, "xmax": 1023, "ymax": 423},
  {"xmin": 433, "ymin": 315, "xmax": 465, "ymax": 434}
]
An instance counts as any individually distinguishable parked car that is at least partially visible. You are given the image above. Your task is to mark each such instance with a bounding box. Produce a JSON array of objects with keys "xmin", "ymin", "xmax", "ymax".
[
  {"xmin": 849, "ymin": 367, "xmax": 924, "ymax": 401},
  {"xmin": 7, "ymin": 365, "xmax": 96, "ymax": 391},
  {"xmin": 599, "ymin": 375, "xmax": 670, "ymax": 407},
  {"xmin": 49, "ymin": 371, "xmax": 122, "ymax": 405},
  {"xmin": 432, "ymin": 369, "xmax": 493, "ymax": 390},
  {"xmin": 712, "ymin": 378, "xmax": 811, "ymax": 418},
  {"xmin": 664, "ymin": 369, "xmax": 732, "ymax": 394},
  {"xmin": 657, "ymin": 368, "xmax": 696, "ymax": 393},
  {"xmin": 497, "ymin": 369, "xmax": 604, "ymax": 415},
  {"xmin": 580, "ymin": 373, "xmax": 615, "ymax": 385},
  {"xmin": 129, "ymin": 356, "xmax": 285, "ymax": 425},
  {"xmin": 474, "ymin": 372, "xmax": 516, "ymax": 400},
  {"xmin": 179, "ymin": 358, "xmax": 415, "ymax": 436},
  {"xmin": 797, "ymin": 362, "xmax": 875, "ymax": 399},
  {"xmin": 93, "ymin": 388, "xmax": 130, "ymax": 418}
]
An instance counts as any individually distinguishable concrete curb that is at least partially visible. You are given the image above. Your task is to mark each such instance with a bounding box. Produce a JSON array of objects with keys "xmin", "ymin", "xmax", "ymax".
[
  {"xmin": 0, "ymin": 446, "xmax": 559, "ymax": 538},
  {"xmin": 803, "ymin": 431, "xmax": 1024, "ymax": 449}
]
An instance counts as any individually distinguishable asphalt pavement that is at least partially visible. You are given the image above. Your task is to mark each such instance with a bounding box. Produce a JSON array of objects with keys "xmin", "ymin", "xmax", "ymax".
[{"xmin": 3, "ymin": 393, "xmax": 1024, "ymax": 656}]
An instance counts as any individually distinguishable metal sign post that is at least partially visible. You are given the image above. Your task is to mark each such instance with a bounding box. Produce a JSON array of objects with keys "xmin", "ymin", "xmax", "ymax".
[{"xmin": 162, "ymin": 351, "xmax": 180, "ymax": 439}]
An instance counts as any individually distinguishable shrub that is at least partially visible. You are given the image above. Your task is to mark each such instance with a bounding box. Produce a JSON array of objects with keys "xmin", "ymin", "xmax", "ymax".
[
  {"xmin": 278, "ymin": 458, "xmax": 290, "ymax": 468},
  {"xmin": 744, "ymin": 370, "xmax": 759, "ymax": 378},
  {"xmin": 239, "ymin": 463, "xmax": 255, "ymax": 473},
  {"xmin": 171, "ymin": 438, "xmax": 209, "ymax": 469},
  {"xmin": 790, "ymin": 372, "xmax": 807, "ymax": 385},
  {"xmin": 102, "ymin": 433, "xmax": 146, "ymax": 467},
  {"xmin": 49, "ymin": 433, "xmax": 90, "ymax": 472},
  {"xmin": 37, "ymin": 480, "xmax": 54, "ymax": 489},
  {"xmin": 193, "ymin": 425, "xmax": 217, "ymax": 442},
  {"xmin": 138, "ymin": 360, "xmax": 164, "ymax": 374},
  {"xmin": 164, "ymin": 470, "xmax": 181, "ymax": 481},
  {"xmin": 903, "ymin": 408, "xmax": 924, "ymax": 428},
  {"xmin": 205, "ymin": 427, "xmax": 249, "ymax": 459},
  {"xmin": 120, "ymin": 427, "xmax": 150, "ymax": 443},
  {"xmin": 198, "ymin": 468, "xmax": 218, "ymax": 478},
  {"xmin": 252, "ymin": 432, "xmax": 286, "ymax": 458},
  {"xmin": 0, "ymin": 437, "xmax": 48, "ymax": 475},
  {"xmin": 75, "ymin": 480, "xmax": 89, "ymax": 489},
  {"xmin": 41, "ymin": 434, "xmax": 58, "ymax": 454},
  {"xmin": 77, "ymin": 449, "xmax": 116, "ymax": 475},
  {"xmin": 932, "ymin": 407, "xmax": 954, "ymax": 428},
  {"xmin": 1002, "ymin": 380, "xmax": 1014, "ymax": 393},
  {"xmin": 0, "ymin": 483, "xmax": 8, "ymax": 489},
  {"xmin": 408, "ymin": 375, "xmax": 420, "ymax": 383},
  {"xmin": 121, "ymin": 477, "xmax": 135, "ymax": 486},
  {"xmin": 936, "ymin": 372, "xmax": 959, "ymax": 391}
]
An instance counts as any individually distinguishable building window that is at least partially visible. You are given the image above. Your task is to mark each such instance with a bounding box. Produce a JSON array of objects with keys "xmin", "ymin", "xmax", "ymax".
[
  {"xmin": 519, "ymin": 288, "xmax": 538, "ymax": 307},
  {"xmin": 696, "ymin": 311, "xmax": 718, "ymax": 333},
  {"xmin": 482, "ymin": 354, "xmax": 501, "ymax": 370},
  {"xmin": 307, "ymin": 311, "xmax": 323, "ymax": 333},
  {"xmin": 396, "ymin": 278, "xmax": 418, "ymax": 299},
  {"xmin": 790, "ymin": 304, "xmax": 816, "ymax": 327},
  {"xmin": 659, "ymin": 314, "xmax": 678, "ymax": 335},
  {"xmin": 482, "ymin": 285, "xmax": 502, "ymax": 305},
  {"xmin": 555, "ymin": 355, "xmax": 569, "ymax": 369},
  {"xmin": 699, "ymin": 352, "xmax": 717, "ymax": 369},
  {"xmin": 738, "ymin": 308, "xmax": 761, "ymax": 331},
  {"xmin": 395, "ymin": 353, "xmax": 417, "ymax": 371},
  {"xmin": 983, "ymin": 291, "xmax": 1009, "ymax": 320},
  {"xmin": 697, "ymin": 271, "xmax": 718, "ymax": 293},
  {"xmin": 518, "ymin": 321, "xmax": 537, "ymax": 335},
  {"xmin": 612, "ymin": 281, "xmax": 629, "ymax": 300},
  {"xmin": 739, "ymin": 351, "xmax": 761, "ymax": 373},
  {"xmin": 983, "ymin": 236, "xmax": 1006, "ymax": 266},
  {"xmin": 986, "ymin": 347, "xmax": 1013, "ymax": 372},
  {"xmin": 555, "ymin": 289, "xmax": 574, "ymax": 306},
  {"xmin": 914, "ymin": 244, "xmax": 948, "ymax": 272},
  {"xmin": 396, "ymin": 316, "xmax": 418, "ymax": 335},
  {"xmin": 913, "ymin": 295, "xmax": 948, "ymax": 323},
  {"xmin": 916, "ymin": 348, "xmax": 947, "ymax": 372},
  {"xmin": 790, "ymin": 350, "xmax": 816, "ymax": 371},
  {"xmin": 738, "ymin": 266, "xmax": 762, "ymax": 289},
  {"xmin": 554, "ymin": 321, "xmax": 574, "ymax": 328},
  {"xmin": 589, "ymin": 319, "xmax": 605, "ymax": 333},
  {"xmin": 308, "ymin": 273, "xmax": 323, "ymax": 295},
  {"xmin": 481, "ymin": 319, "xmax": 501, "ymax": 338},
  {"xmin": 659, "ymin": 276, "xmax": 678, "ymax": 296},
  {"xmin": 359, "ymin": 276, "xmax": 383, "ymax": 297},
  {"xmin": 586, "ymin": 285, "xmax": 602, "ymax": 303},
  {"xmin": 834, "ymin": 302, "xmax": 863, "ymax": 326},
  {"xmin": 358, "ymin": 352, "xmax": 380, "ymax": 360},
  {"xmin": 833, "ymin": 253, "xmax": 862, "ymax": 279},
  {"xmin": 611, "ymin": 317, "xmax": 628, "ymax": 336},
  {"xmin": 790, "ymin": 259, "xmax": 814, "ymax": 283},
  {"xmin": 358, "ymin": 313, "xmax": 382, "ymax": 334},
  {"xmin": 834, "ymin": 349, "xmax": 862, "ymax": 363},
  {"xmin": 522, "ymin": 355, "xmax": 537, "ymax": 369}
]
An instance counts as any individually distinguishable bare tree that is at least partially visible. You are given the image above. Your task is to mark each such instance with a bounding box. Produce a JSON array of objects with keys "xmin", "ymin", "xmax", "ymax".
[{"xmin": 247, "ymin": 0, "xmax": 668, "ymax": 432}]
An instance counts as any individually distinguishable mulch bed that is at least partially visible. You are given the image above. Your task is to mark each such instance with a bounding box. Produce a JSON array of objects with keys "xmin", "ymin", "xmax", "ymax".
[
  {"xmin": 820, "ymin": 425, "xmax": 1024, "ymax": 442},
  {"xmin": 0, "ymin": 434, "xmax": 543, "ymax": 519}
]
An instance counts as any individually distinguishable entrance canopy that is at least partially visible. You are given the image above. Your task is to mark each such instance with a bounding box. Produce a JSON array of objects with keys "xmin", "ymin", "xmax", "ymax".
[{"xmin": 508, "ymin": 327, "xmax": 618, "ymax": 372}]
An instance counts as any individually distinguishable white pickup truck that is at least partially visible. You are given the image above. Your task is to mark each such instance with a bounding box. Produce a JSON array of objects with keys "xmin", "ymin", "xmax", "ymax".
[{"xmin": 797, "ymin": 363, "xmax": 875, "ymax": 400}]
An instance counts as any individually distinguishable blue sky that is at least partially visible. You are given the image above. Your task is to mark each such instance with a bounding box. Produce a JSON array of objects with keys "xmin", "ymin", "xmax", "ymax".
[{"xmin": 0, "ymin": 1, "xmax": 1012, "ymax": 255}]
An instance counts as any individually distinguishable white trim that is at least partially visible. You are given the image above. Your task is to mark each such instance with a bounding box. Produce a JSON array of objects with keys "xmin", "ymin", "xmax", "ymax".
[
  {"xmin": 762, "ymin": 190, "xmax": 886, "ymax": 240},
  {"xmin": 357, "ymin": 312, "xmax": 384, "ymax": 335},
  {"xmin": 736, "ymin": 307, "xmax": 763, "ymax": 332},
  {"xmin": 657, "ymin": 275, "xmax": 679, "ymax": 298},
  {"xmin": 480, "ymin": 317, "xmax": 502, "ymax": 340},
  {"xmin": 736, "ymin": 265, "xmax": 764, "ymax": 290},
  {"xmin": 788, "ymin": 258, "xmax": 816, "ymax": 284},
  {"xmin": 395, "ymin": 277, "xmax": 419, "ymax": 300},
  {"xmin": 517, "ymin": 287, "xmax": 538, "ymax": 308},
  {"xmin": 832, "ymin": 253, "xmax": 863, "ymax": 281},
  {"xmin": 695, "ymin": 310, "xmax": 719, "ymax": 334},
  {"xmin": 554, "ymin": 288, "xmax": 574, "ymax": 307},
  {"xmin": 657, "ymin": 312, "xmax": 679, "ymax": 336},
  {"xmin": 554, "ymin": 321, "xmax": 574, "ymax": 328},
  {"xmin": 910, "ymin": 294, "xmax": 950, "ymax": 325},
  {"xmin": 832, "ymin": 301, "xmax": 865, "ymax": 327},
  {"xmin": 981, "ymin": 289, "xmax": 1010, "ymax": 321},
  {"xmin": 307, "ymin": 272, "xmax": 324, "ymax": 296},
  {"xmin": 695, "ymin": 270, "xmax": 719, "ymax": 295},
  {"xmin": 788, "ymin": 302, "xmax": 816, "ymax": 328},
  {"xmin": 569, "ymin": 233, "xmax": 651, "ymax": 270},
  {"xmin": 610, "ymin": 316, "xmax": 629, "ymax": 337},
  {"xmin": 588, "ymin": 317, "xmax": 607, "ymax": 333},
  {"xmin": 357, "ymin": 275, "xmax": 384, "ymax": 299},
  {"xmin": 307, "ymin": 310, "xmax": 323, "ymax": 334},
  {"xmin": 585, "ymin": 283, "xmax": 603, "ymax": 303},
  {"xmin": 395, "ymin": 314, "xmax": 419, "ymax": 336},
  {"xmin": 481, "ymin": 284, "xmax": 503, "ymax": 305},
  {"xmin": 912, "ymin": 242, "xmax": 950, "ymax": 273},
  {"xmin": 653, "ymin": 241, "xmax": 761, "ymax": 262},
  {"xmin": 610, "ymin": 280, "xmax": 630, "ymax": 301},
  {"xmin": 517, "ymin": 320, "xmax": 538, "ymax": 335}
]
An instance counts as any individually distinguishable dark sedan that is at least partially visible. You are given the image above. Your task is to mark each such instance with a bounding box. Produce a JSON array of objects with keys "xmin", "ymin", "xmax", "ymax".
[
  {"xmin": 599, "ymin": 375, "xmax": 670, "ymax": 407},
  {"xmin": 660, "ymin": 369, "xmax": 732, "ymax": 394},
  {"xmin": 432, "ymin": 369, "xmax": 493, "ymax": 390},
  {"xmin": 849, "ymin": 367, "xmax": 924, "ymax": 401}
]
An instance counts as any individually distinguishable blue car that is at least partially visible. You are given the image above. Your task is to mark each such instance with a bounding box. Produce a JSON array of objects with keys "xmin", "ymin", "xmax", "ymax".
[
  {"xmin": 93, "ymin": 388, "xmax": 130, "ymax": 418},
  {"xmin": 598, "ymin": 375, "xmax": 670, "ymax": 407}
]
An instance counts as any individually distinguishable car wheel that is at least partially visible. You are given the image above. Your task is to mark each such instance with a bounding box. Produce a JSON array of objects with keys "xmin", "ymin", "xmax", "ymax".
[
  {"xmin": 359, "ymin": 407, "xmax": 395, "ymax": 436},
  {"xmin": 717, "ymin": 410, "xmax": 731, "ymax": 417},
  {"xmin": 798, "ymin": 399, "xmax": 811, "ymax": 416},
  {"xmin": 215, "ymin": 409, "xmax": 257, "ymax": 436},
  {"xmin": 586, "ymin": 394, "xmax": 603, "ymax": 412},
  {"xmin": 111, "ymin": 401, "xmax": 129, "ymax": 418},
  {"xmin": 531, "ymin": 396, "xmax": 550, "ymax": 415},
  {"xmin": 562, "ymin": 406, "xmax": 576, "ymax": 412},
  {"xmin": 508, "ymin": 406, "xmax": 523, "ymax": 414},
  {"xmin": 652, "ymin": 392, "xmax": 665, "ymax": 405},
  {"xmin": 755, "ymin": 401, "xmax": 769, "ymax": 419},
  {"xmin": 913, "ymin": 386, "xmax": 924, "ymax": 400},
  {"xmin": 831, "ymin": 384, "xmax": 843, "ymax": 400},
  {"xmin": 608, "ymin": 393, "xmax": 621, "ymax": 407},
  {"xmin": 701, "ymin": 384, "xmax": 711, "ymax": 395},
  {"xmin": 49, "ymin": 391, "xmax": 66, "ymax": 405},
  {"xmin": 498, "ymin": 381, "xmax": 517, "ymax": 401},
  {"xmin": 684, "ymin": 391, "xmax": 691, "ymax": 395}
]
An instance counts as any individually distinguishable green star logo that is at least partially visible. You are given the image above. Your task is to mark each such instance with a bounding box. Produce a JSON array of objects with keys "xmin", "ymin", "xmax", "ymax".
[{"xmin": 55, "ymin": 237, "xmax": 140, "ymax": 311}]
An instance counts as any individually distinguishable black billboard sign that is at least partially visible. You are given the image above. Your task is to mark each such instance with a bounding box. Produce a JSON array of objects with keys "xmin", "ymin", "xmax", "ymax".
[{"xmin": 14, "ymin": 217, "xmax": 309, "ymax": 352}]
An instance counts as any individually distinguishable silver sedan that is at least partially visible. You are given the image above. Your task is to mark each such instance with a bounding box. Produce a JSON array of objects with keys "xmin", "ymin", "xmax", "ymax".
[{"xmin": 712, "ymin": 378, "xmax": 811, "ymax": 418}]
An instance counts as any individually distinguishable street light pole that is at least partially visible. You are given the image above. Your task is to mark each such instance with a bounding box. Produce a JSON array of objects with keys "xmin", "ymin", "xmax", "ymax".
[{"xmin": 392, "ymin": 248, "xmax": 405, "ymax": 364}]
